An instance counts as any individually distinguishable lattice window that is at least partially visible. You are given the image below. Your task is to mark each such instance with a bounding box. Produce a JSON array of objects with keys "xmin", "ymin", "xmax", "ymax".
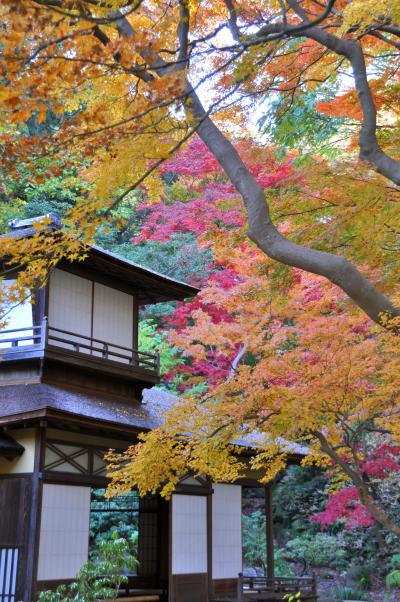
[
  {"xmin": 44, "ymin": 442, "xmax": 90, "ymax": 474},
  {"xmin": 92, "ymin": 450, "xmax": 108, "ymax": 476},
  {"xmin": 89, "ymin": 488, "xmax": 139, "ymax": 572},
  {"xmin": 44, "ymin": 441, "xmax": 111, "ymax": 476},
  {"xmin": 138, "ymin": 497, "xmax": 158, "ymax": 577}
]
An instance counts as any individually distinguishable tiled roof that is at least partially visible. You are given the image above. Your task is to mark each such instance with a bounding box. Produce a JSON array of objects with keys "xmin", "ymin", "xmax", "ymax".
[
  {"xmin": 0, "ymin": 383, "xmax": 166, "ymax": 431},
  {"xmin": 142, "ymin": 387, "xmax": 309, "ymax": 456},
  {"xmin": 0, "ymin": 384, "xmax": 308, "ymax": 456}
]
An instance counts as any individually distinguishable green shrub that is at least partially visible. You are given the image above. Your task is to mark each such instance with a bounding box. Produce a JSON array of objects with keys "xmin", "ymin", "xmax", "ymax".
[
  {"xmin": 285, "ymin": 533, "xmax": 348, "ymax": 570},
  {"xmin": 243, "ymin": 511, "xmax": 293, "ymax": 576},
  {"xmin": 385, "ymin": 553, "xmax": 400, "ymax": 593},
  {"xmin": 389, "ymin": 553, "xmax": 400, "ymax": 570},
  {"xmin": 346, "ymin": 563, "xmax": 374, "ymax": 591},
  {"xmin": 38, "ymin": 531, "xmax": 137, "ymax": 602},
  {"xmin": 274, "ymin": 548, "xmax": 293, "ymax": 577},
  {"xmin": 334, "ymin": 585, "xmax": 369, "ymax": 601},
  {"xmin": 386, "ymin": 570, "xmax": 400, "ymax": 591},
  {"xmin": 243, "ymin": 510, "xmax": 267, "ymax": 573}
]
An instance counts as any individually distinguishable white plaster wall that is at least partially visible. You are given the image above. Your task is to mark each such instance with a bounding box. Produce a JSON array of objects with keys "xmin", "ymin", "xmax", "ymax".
[
  {"xmin": 212, "ymin": 484, "xmax": 242, "ymax": 579},
  {"xmin": 0, "ymin": 429, "xmax": 36, "ymax": 475},
  {"xmin": 179, "ymin": 475, "xmax": 204, "ymax": 486},
  {"xmin": 92, "ymin": 283, "xmax": 133, "ymax": 358},
  {"xmin": 48, "ymin": 270, "xmax": 92, "ymax": 351},
  {"xmin": 48, "ymin": 271, "xmax": 134, "ymax": 361},
  {"xmin": 37, "ymin": 484, "xmax": 91, "ymax": 580},
  {"xmin": 171, "ymin": 494, "xmax": 207, "ymax": 575},
  {"xmin": 45, "ymin": 428, "xmax": 128, "ymax": 450}
]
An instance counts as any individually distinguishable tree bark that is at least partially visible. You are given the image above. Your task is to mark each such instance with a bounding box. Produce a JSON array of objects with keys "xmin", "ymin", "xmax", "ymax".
[
  {"xmin": 186, "ymin": 88, "xmax": 399, "ymax": 326},
  {"xmin": 109, "ymin": 10, "xmax": 400, "ymax": 326},
  {"xmin": 313, "ymin": 430, "xmax": 400, "ymax": 538}
]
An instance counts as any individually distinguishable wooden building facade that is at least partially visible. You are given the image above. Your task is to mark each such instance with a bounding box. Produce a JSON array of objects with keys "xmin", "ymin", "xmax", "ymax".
[{"xmin": 0, "ymin": 216, "xmax": 297, "ymax": 602}]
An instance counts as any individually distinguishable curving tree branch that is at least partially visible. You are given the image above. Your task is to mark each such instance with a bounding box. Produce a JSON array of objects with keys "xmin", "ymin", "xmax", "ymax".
[
  {"xmin": 99, "ymin": 6, "xmax": 400, "ymax": 326},
  {"xmin": 312, "ymin": 430, "xmax": 400, "ymax": 538},
  {"xmin": 32, "ymin": 2, "xmax": 400, "ymax": 325},
  {"xmin": 186, "ymin": 86, "xmax": 399, "ymax": 325},
  {"xmin": 286, "ymin": 0, "xmax": 400, "ymax": 184},
  {"xmin": 257, "ymin": 0, "xmax": 400, "ymax": 184}
]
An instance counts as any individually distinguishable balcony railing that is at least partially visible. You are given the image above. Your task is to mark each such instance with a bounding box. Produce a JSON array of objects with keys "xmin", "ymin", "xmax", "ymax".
[
  {"xmin": 237, "ymin": 574, "xmax": 317, "ymax": 601},
  {"xmin": 0, "ymin": 318, "xmax": 160, "ymax": 376}
]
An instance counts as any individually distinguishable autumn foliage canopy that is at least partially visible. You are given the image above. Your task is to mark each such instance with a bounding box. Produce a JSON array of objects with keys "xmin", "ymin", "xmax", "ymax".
[{"xmin": 0, "ymin": 1, "xmax": 399, "ymax": 534}]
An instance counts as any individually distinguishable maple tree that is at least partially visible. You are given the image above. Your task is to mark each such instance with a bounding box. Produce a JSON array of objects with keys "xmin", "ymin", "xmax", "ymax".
[
  {"xmin": 0, "ymin": 0, "xmax": 399, "ymax": 325},
  {"xmin": 105, "ymin": 140, "xmax": 400, "ymax": 540},
  {"xmin": 109, "ymin": 268, "xmax": 400, "ymax": 535},
  {"xmin": 311, "ymin": 443, "xmax": 400, "ymax": 530},
  {"xmin": 0, "ymin": 0, "xmax": 399, "ymax": 537}
]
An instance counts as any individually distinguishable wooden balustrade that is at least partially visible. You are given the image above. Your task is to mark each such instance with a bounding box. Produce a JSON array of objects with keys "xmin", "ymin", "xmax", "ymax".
[
  {"xmin": 236, "ymin": 573, "xmax": 317, "ymax": 602},
  {"xmin": 0, "ymin": 319, "xmax": 160, "ymax": 376}
]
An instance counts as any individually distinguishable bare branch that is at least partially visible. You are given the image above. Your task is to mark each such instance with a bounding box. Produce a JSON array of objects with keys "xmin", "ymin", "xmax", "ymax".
[
  {"xmin": 369, "ymin": 30, "xmax": 400, "ymax": 50},
  {"xmin": 228, "ymin": 343, "xmax": 248, "ymax": 379},
  {"xmin": 177, "ymin": 0, "xmax": 190, "ymax": 65},
  {"xmin": 224, "ymin": 0, "xmax": 242, "ymax": 42}
]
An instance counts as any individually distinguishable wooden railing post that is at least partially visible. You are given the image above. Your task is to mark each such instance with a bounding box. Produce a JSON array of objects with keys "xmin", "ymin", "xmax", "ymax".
[
  {"xmin": 41, "ymin": 316, "xmax": 48, "ymax": 349},
  {"xmin": 265, "ymin": 484, "xmax": 275, "ymax": 579},
  {"xmin": 237, "ymin": 572, "xmax": 243, "ymax": 602},
  {"xmin": 312, "ymin": 572, "xmax": 317, "ymax": 597},
  {"xmin": 18, "ymin": 322, "xmax": 160, "ymax": 375}
]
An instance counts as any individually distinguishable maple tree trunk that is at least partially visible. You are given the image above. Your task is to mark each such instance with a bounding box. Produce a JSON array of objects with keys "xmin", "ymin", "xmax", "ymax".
[
  {"xmin": 111, "ymin": 10, "xmax": 400, "ymax": 326},
  {"xmin": 186, "ymin": 89, "xmax": 399, "ymax": 326},
  {"xmin": 313, "ymin": 431, "xmax": 400, "ymax": 539},
  {"xmin": 358, "ymin": 494, "xmax": 400, "ymax": 539}
]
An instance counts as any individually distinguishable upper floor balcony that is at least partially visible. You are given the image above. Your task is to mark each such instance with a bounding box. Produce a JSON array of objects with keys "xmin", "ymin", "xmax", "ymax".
[
  {"xmin": 0, "ymin": 318, "xmax": 160, "ymax": 382},
  {"xmin": 0, "ymin": 215, "xmax": 199, "ymax": 388}
]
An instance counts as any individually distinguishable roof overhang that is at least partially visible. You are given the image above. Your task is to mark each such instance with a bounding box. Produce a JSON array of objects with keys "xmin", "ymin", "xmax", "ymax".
[
  {"xmin": 0, "ymin": 216, "xmax": 200, "ymax": 305},
  {"xmin": 0, "ymin": 430, "xmax": 25, "ymax": 459},
  {"xmin": 82, "ymin": 245, "xmax": 199, "ymax": 304},
  {"xmin": 0, "ymin": 407, "xmax": 148, "ymax": 441}
]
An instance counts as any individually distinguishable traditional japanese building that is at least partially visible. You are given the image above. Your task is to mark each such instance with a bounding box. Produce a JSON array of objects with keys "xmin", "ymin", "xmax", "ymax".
[{"xmin": 0, "ymin": 215, "xmax": 314, "ymax": 602}]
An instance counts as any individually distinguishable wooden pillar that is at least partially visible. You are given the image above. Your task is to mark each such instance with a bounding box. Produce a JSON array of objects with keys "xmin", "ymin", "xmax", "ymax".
[
  {"xmin": 132, "ymin": 296, "xmax": 139, "ymax": 351},
  {"xmin": 207, "ymin": 486, "xmax": 213, "ymax": 599},
  {"xmin": 265, "ymin": 484, "xmax": 274, "ymax": 579},
  {"xmin": 25, "ymin": 425, "xmax": 45, "ymax": 602}
]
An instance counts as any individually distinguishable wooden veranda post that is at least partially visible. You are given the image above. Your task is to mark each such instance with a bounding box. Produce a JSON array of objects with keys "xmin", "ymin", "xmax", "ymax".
[
  {"xmin": 265, "ymin": 484, "xmax": 274, "ymax": 579},
  {"xmin": 237, "ymin": 573, "xmax": 244, "ymax": 602}
]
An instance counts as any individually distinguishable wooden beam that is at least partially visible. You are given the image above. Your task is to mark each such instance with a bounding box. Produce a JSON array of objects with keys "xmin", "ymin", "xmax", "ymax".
[
  {"xmin": 133, "ymin": 296, "xmax": 139, "ymax": 354},
  {"xmin": 25, "ymin": 426, "xmax": 45, "ymax": 601},
  {"xmin": 44, "ymin": 345, "xmax": 160, "ymax": 384},
  {"xmin": 265, "ymin": 484, "xmax": 274, "ymax": 579},
  {"xmin": 207, "ymin": 483, "xmax": 213, "ymax": 599}
]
